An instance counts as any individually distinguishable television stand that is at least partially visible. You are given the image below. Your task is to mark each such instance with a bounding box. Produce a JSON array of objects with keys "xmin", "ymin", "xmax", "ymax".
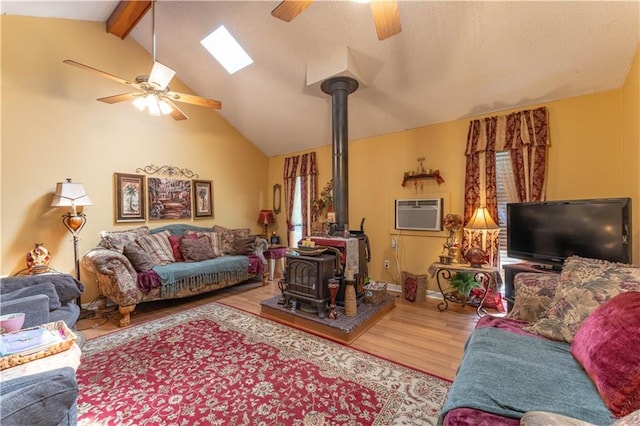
[{"xmin": 503, "ymin": 262, "xmax": 561, "ymax": 312}]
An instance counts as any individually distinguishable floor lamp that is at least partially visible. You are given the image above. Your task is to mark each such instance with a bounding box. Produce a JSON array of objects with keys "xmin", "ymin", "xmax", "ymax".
[{"xmin": 51, "ymin": 178, "xmax": 95, "ymax": 319}]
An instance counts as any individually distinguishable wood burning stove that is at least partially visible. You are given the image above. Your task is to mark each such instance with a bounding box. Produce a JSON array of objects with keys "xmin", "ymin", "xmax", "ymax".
[{"xmin": 283, "ymin": 253, "xmax": 338, "ymax": 319}]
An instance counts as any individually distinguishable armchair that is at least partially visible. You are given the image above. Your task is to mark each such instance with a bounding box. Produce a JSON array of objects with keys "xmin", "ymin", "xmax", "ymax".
[
  {"xmin": 0, "ymin": 274, "xmax": 84, "ymax": 329},
  {"xmin": 0, "ymin": 274, "xmax": 84, "ymax": 426}
]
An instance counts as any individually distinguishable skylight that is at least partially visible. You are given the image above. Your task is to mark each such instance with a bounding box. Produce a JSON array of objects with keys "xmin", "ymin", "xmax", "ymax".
[{"xmin": 201, "ymin": 25, "xmax": 253, "ymax": 75}]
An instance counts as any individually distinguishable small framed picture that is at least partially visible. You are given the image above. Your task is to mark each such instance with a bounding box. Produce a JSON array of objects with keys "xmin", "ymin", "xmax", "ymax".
[
  {"xmin": 114, "ymin": 173, "xmax": 146, "ymax": 222},
  {"xmin": 193, "ymin": 180, "xmax": 213, "ymax": 219}
]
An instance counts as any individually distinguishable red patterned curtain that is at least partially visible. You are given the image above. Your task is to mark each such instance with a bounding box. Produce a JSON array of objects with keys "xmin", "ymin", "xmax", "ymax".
[
  {"xmin": 299, "ymin": 152, "xmax": 318, "ymax": 237},
  {"xmin": 463, "ymin": 106, "xmax": 549, "ymax": 265},
  {"xmin": 463, "ymin": 117, "xmax": 499, "ymax": 264},
  {"xmin": 502, "ymin": 107, "xmax": 549, "ymax": 202},
  {"xmin": 283, "ymin": 155, "xmax": 300, "ymax": 246}
]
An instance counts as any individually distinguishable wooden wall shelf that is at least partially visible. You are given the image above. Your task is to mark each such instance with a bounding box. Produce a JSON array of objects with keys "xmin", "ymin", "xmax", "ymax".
[{"xmin": 402, "ymin": 170, "xmax": 445, "ymax": 186}]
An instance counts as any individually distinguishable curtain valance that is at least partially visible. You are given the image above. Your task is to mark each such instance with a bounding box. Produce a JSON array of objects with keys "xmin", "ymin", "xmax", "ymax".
[{"xmin": 465, "ymin": 106, "xmax": 549, "ymax": 155}]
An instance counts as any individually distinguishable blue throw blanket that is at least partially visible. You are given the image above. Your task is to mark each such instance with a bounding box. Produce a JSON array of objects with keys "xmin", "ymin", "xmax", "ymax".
[
  {"xmin": 438, "ymin": 327, "xmax": 615, "ymax": 425},
  {"xmin": 153, "ymin": 256, "xmax": 250, "ymax": 297}
]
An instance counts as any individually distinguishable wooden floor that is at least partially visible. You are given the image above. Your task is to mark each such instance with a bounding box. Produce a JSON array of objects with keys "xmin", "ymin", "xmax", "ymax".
[{"xmin": 77, "ymin": 279, "xmax": 480, "ymax": 380}]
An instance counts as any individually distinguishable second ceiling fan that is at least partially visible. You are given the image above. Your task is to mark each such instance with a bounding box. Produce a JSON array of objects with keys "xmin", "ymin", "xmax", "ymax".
[{"xmin": 271, "ymin": 0, "xmax": 401, "ymax": 41}]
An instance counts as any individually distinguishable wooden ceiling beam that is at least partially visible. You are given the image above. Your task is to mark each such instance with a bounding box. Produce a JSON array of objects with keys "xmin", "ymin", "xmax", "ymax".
[{"xmin": 106, "ymin": 1, "xmax": 152, "ymax": 40}]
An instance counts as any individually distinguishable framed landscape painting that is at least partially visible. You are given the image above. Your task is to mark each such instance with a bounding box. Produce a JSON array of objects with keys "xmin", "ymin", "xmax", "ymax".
[
  {"xmin": 114, "ymin": 173, "xmax": 146, "ymax": 222},
  {"xmin": 147, "ymin": 177, "xmax": 191, "ymax": 220},
  {"xmin": 193, "ymin": 180, "xmax": 213, "ymax": 219}
]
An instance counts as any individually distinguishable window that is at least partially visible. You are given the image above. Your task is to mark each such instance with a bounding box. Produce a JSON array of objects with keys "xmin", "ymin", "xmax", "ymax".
[
  {"xmin": 291, "ymin": 177, "xmax": 303, "ymax": 247},
  {"xmin": 495, "ymin": 151, "xmax": 519, "ymax": 267}
]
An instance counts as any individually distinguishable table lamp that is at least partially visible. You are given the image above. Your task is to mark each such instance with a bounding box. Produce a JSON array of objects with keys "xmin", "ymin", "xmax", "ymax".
[
  {"xmin": 464, "ymin": 206, "xmax": 499, "ymax": 267},
  {"xmin": 257, "ymin": 209, "xmax": 275, "ymax": 237}
]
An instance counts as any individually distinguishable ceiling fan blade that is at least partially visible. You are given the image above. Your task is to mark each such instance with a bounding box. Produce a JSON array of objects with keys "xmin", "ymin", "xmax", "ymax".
[
  {"xmin": 166, "ymin": 91, "xmax": 222, "ymax": 109},
  {"xmin": 370, "ymin": 0, "xmax": 401, "ymax": 41},
  {"xmin": 63, "ymin": 59, "xmax": 139, "ymax": 87},
  {"xmin": 148, "ymin": 61, "xmax": 176, "ymax": 90},
  {"xmin": 97, "ymin": 93, "xmax": 139, "ymax": 104},
  {"xmin": 271, "ymin": 0, "xmax": 313, "ymax": 22},
  {"xmin": 162, "ymin": 98, "xmax": 189, "ymax": 121}
]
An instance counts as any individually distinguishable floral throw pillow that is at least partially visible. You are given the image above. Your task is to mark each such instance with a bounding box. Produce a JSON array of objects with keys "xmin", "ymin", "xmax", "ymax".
[
  {"xmin": 507, "ymin": 273, "xmax": 559, "ymax": 323},
  {"xmin": 99, "ymin": 226, "xmax": 150, "ymax": 253},
  {"xmin": 523, "ymin": 256, "xmax": 640, "ymax": 342}
]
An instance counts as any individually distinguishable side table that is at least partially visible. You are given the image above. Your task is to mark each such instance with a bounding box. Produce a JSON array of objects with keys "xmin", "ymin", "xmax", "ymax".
[
  {"xmin": 264, "ymin": 246, "xmax": 288, "ymax": 281},
  {"xmin": 428, "ymin": 262, "xmax": 502, "ymax": 316}
]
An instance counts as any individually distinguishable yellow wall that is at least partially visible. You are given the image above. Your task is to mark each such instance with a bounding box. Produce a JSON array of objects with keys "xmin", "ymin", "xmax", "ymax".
[
  {"xmin": 622, "ymin": 43, "xmax": 640, "ymax": 266},
  {"xmin": 1, "ymin": 16, "xmax": 269, "ymax": 301},
  {"xmin": 2, "ymin": 16, "xmax": 638, "ymax": 300},
  {"xmin": 270, "ymin": 84, "xmax": 639, "ymax": 290}
]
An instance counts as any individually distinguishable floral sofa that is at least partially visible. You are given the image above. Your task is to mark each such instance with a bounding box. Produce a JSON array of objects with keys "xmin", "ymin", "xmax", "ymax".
[
  {"xmin": 438, "ymin": 256, "xmax": 640, "ymax": 426},
  {"xmin": 82, "ymin": 224, "xmax": 268, "ymax": 327}
]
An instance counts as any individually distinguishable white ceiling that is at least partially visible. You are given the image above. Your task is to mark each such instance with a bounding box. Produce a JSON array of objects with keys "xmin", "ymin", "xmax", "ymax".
[{"xmin": 2, "ymin": 1, "xmax": 639, "ymax": 157}]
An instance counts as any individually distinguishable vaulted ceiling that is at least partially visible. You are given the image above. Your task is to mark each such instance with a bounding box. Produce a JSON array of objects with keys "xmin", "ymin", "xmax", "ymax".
[{"xmin": 2, "ymin": 1, "xmax": 639, "ymax": 156}]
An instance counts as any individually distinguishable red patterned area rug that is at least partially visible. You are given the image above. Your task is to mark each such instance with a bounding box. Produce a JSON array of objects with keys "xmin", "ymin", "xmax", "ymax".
[{"xmin": 76, "ymin": 302, "xmax": 450, "ymax": 425}]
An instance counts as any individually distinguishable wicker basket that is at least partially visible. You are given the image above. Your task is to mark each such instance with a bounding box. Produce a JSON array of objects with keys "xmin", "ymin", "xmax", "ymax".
[
  {"xmin": 0, "ymin": 321, "xmax": 77, "ymax": 370},
  {"xmin": 364, "ymin": 281, "xmax": 388, "ymax": 305}
]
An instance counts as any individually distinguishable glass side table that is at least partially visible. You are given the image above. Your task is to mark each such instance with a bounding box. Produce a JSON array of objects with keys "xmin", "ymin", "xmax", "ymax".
[{"xmin": 428, "ymin": 262, "xmax": 502, "ymax": 317}]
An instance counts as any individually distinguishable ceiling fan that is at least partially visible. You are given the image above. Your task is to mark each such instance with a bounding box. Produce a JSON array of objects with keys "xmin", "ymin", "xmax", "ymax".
[
  {"xmin": 63, "ymin": 1, "xmax": 221, "ymax": 120},
  {"xmin": 271, "ymin": 0, "xmax": 401, "ymax": 41}
]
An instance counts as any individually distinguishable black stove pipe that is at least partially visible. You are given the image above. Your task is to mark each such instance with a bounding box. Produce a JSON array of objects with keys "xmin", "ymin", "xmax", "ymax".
[{"xmin": 321, "ymin": 76, "xmax": 359, "ymax": 235}]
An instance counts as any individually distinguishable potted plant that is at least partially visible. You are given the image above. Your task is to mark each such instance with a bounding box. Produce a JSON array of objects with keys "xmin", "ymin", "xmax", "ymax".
[{"xmin": 449, "ymin": 272, "xmax": 481, "ymax": 299}]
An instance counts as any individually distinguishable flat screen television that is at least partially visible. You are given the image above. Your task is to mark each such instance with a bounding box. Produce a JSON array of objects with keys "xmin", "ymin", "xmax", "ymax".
[{"xmin": 506, "ymin": 198, "xmax": 632, "ymax": 268}]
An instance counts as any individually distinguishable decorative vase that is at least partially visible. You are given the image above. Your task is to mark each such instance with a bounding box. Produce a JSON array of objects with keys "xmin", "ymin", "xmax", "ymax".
[
  {"xmin": 26, "ymin": 243, "xmax": 51, "ymax": 274},
  {"xmin": 464, "ymin": 247, "xmax": 487, "ymax": 268},
  {"xmin": 327, "ymin": 278, "xmax": 340, "ymax": 319},
  {"xmin": 344, "ymin": 279, "xmax": 357, "ymax": 317}
]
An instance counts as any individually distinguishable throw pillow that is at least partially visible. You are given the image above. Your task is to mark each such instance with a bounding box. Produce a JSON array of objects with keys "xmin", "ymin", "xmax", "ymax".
[
  {"xmin": 570, "ymin": 291, "xmax": 640, "ymax": 418},
  {"xmin": 179, "ymin": 235, "xmax": 215, "ymax": 262},
  {"xmin": 507, "ymin": 273, "xmax": 559, "ymax": 323},
  {"xmin": 167, "ymin": 234, "xmax": 198, "ymax": 262},
  {"xmin": 185, "ymin": 231, "xmax": 223, "ymax": 257},
  {"xmin": 229, "ymin": 236, "xmax": 256, "ymax": 255},
  {"xmin": 99, "ymin": 226, "xmax": 150, "ymax": 253},
  {"xmin": 401, "ymin": 271, "xmax": 426, "ymax": 302},
  {"xmin": 213, "ymin": 225, "xmax": 251, "ymax": 254},
  {"xmin": 136, "ymin": 231, "xmax": 175, "ymax": 265},
  {"xmin": 123, "ymin": 242, "xmax": 156, "ymax": 272},
  {"xmin": 524, "ymin": 256, "xmax": 640, "ymax": 342}
]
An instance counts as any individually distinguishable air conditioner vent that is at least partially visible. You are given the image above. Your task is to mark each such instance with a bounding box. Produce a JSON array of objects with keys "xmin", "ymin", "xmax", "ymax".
[{"xmin": 395, "ymin": 198, "xmax": 443, "ymax": 231}]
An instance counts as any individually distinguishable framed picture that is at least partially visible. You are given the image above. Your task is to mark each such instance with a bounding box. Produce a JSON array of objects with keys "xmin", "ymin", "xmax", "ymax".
[
  {"xmin": 114, "ymin": 173, "xmax": 146, "ymax": 222},
  {"xmin": 193, "ymin": 180, "xmax": 214, "ymax": 219},
  {"xmin": 148, "ymin": 177, "xmax": 192, "ymax": 220}
]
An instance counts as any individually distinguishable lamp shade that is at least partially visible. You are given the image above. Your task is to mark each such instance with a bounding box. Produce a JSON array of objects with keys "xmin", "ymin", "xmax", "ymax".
[
  {"xmin": 257, "ymin": 209, "xmax": 275, "ymax": 225},
  {"xmin": 465, "ymin": 206, "xmax": 499, "ymax": 230},
  {"xmin": 51, "ymin": 179, "xmax": 92, "ymax": 208}
]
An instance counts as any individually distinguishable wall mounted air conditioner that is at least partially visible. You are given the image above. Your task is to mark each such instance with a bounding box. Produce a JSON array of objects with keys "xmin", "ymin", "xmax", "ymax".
[{"xmin": 395, "ymin": 198, "xmax": 443, "ymax": 231}]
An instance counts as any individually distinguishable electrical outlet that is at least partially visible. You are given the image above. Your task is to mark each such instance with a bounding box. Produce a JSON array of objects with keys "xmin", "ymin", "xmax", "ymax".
[
  {"xmin": 391, "ymin": 238, "xmax": 397, "ymax": 249},
  {"xmin": 384, "ymin": 260, "xmax": 390, "ymax": 269}
]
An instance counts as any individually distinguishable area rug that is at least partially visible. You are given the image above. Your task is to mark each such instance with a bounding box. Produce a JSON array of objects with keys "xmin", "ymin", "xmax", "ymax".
[{"xmin": 76, "ymin": 302, "xmax": 450, "ymax": 425}]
